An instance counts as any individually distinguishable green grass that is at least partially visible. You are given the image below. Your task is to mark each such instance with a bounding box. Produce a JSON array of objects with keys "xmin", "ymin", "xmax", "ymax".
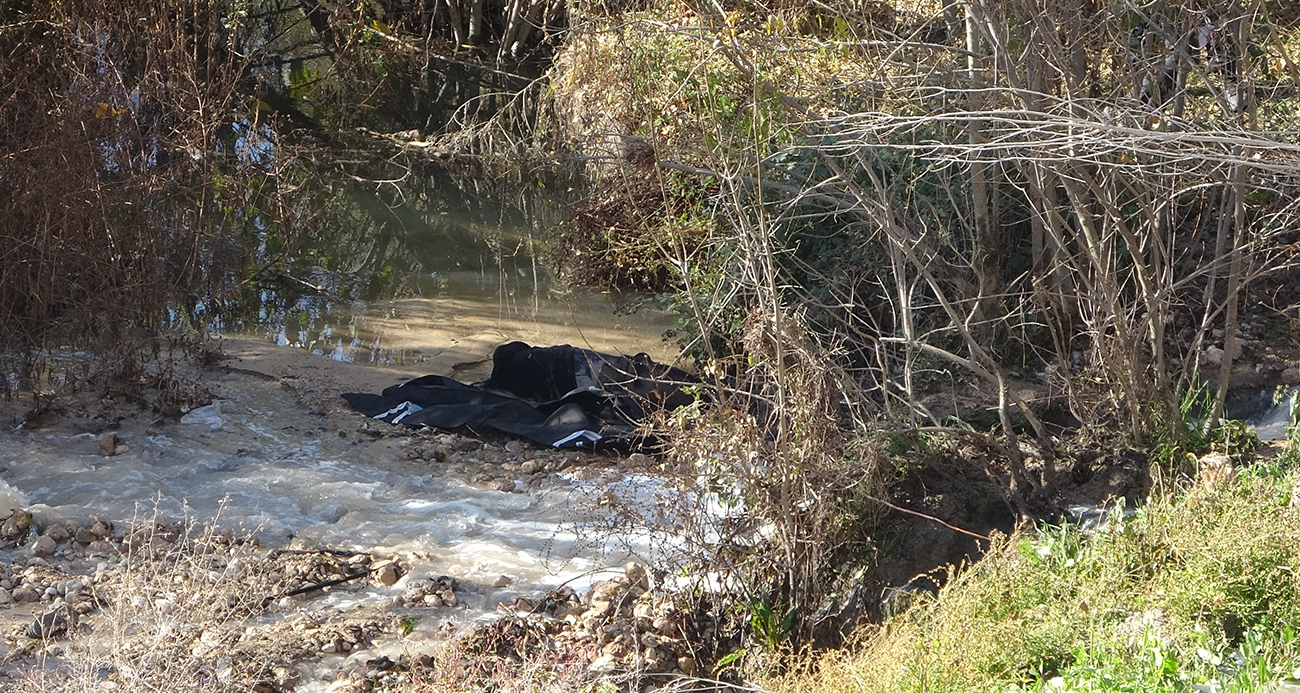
[{"xmin": 776, "ymin": 457, "xmax": 1300, "ymax": 693}]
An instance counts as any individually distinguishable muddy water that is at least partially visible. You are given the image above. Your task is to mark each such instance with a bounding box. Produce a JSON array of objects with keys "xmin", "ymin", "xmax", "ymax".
[
  {"xmin": 253, "ymin": 287, "xmax": 681, "ymax": 376},
  {"xmin": 207, "ymin": 154, "xmax": 684, "ymax": 371}
]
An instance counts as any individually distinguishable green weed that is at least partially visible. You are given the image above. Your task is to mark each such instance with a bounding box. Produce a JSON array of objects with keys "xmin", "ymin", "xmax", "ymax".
[{"xmin": 773, "ymin": 466, "xmax": 1300, "ymax": 693}]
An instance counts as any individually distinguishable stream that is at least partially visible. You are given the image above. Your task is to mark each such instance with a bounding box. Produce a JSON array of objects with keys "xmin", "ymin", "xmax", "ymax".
[{"xmin": 0, "ymin": 152, "xmax": 694, "ymax": 687}]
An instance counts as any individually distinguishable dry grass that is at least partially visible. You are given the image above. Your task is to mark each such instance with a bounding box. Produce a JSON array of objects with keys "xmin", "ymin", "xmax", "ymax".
[{"xmin": 11, "ymin": 505, "xmax": 391, "ymax": 693}]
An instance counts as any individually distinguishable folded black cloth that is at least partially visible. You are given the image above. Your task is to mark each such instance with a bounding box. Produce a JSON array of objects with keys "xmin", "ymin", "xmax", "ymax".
[{"xmin": 342, "ymin": 342, "xmax": 693, "ymax": 449}]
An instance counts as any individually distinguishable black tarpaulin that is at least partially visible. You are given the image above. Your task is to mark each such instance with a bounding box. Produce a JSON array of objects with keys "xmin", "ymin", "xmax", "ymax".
[{"xmin": 341, "ymin": 342, "xmax": 694, "ymax": 449}]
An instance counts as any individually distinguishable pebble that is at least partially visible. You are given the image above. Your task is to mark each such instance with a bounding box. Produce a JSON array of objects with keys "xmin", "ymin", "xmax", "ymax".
[
  {"xmin": 492, "ymin": 575, "xmax": 513, "ymax": 588},
  {"xmin": 494, "ymin": 480, "xmax": 517, "ymax": 493},
  {"xmin": 588, "ymin": 653, "xmax": 619, "ymax": 672},
  {"xmin": 520, "ymin": 459, "xmax": 541, "ymax": 474},
  {"xmin": 1283, "ymin": 367, "xmax": 1300, "ymax": 384}
]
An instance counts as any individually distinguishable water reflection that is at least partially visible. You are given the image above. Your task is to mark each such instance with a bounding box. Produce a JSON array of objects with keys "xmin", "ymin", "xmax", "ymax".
[{"xmin": 197, "ymin": 144, "xmax": 677, "ymax": 369}]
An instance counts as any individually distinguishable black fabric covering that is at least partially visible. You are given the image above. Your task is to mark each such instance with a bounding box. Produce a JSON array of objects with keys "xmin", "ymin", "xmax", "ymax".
[{"xmin": 341, "ymin": 342, "xmax": 694, "ymax": 449}]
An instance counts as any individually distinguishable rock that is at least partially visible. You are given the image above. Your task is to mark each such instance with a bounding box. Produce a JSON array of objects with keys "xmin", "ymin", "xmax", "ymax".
[
  {"xmin": 1198, "ymin": 453, "xmax": 1237, "ymax": 494},
  {"xmin": 181, "ymin": 402, "xmax": 223, "ymax": 431},
  {"xmin": 624, "ymin": 562, "xmax": 649, "ymax": 591},
  {"xmin": 677, "ymin": 655, "xmax": 696, "ymax": 676},
  {"xmin": 421, "ymin": 448, "xmax": 445, "ymax": 462},
  {"xmin": 1203, "ymin": 346, "xmax": 1225, "ymax": 367},
  {"xmin": 1, "ymin": 509, "xmax": 33, "ymax": 543},
  {"xmin": 626, "ymin": 453, "xmax": 652, "ymax": 468},
  {"xmin": 43, "ymin": 523, "xmax": 70, "ymax": 544},
  {"xmin": 74, "ymin": 528, "xmax": 98, "ymax": 545},
  {"xmin": 12, "ymin": 586, "xmax": 38, "ymax": 603},
  {"xmin": 1282, "ymin": 367, "xmax": 1300, "ymax": 384},
  {"xmin": 494, "ymin": 480, "xmax": 517, "ymax": 493},
  {"xmin": 91, "ymin": 519, "xmax": 113, "ymax": 538},
  {"xmin": 504, "ymin": 440, "xmax": 525, "ymax": 456},
  {"xmin": 375, "ymin": 564, "xmax": 399, "ymax": 587},
  {"xmin": 520, "ymin": 459, "xmax": 541, "ymax": 475},
  {"xmin": 98, "ymin": 433, "xmax": 119, "ymax": 456},
  {"xmin": 588, "ymin": 653, "xmax": 620, "ymax": 673},
  {"xmin": 492, "ymin": 575, "xmax": 513, "ymax": 588},
  {"xmin": 32, "ymin": 535, "xmax": 57, "ymax": 557}
]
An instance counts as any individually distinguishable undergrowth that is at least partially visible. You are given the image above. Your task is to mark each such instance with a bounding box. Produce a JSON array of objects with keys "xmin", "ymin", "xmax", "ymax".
[{"xmin": 775, "ymin": 457, "xmax": 1300, "ymax": 693}]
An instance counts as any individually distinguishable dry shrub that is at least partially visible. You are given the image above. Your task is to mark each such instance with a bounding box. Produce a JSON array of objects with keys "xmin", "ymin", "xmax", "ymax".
[
  {"xmin": 12, "ymin": 502, "xmax": 402, "ymax": 693},
  {"xmin": 553, "ymin": 172, "xmax": 715, "ymax": 292},
  {"xmin": 14, "ymin": 512, "xmax": 301, "ymax": 692},
  {"xmin": 0, "ymin": 1, "xmax": 267, "ymax": 394},
  {"xmin": 661, "ymin": 302, "xmax": 886, "ymax": 649},
  {"xmin": 402, "ymin": 616, "xmax": 598, "ymax": 693}
]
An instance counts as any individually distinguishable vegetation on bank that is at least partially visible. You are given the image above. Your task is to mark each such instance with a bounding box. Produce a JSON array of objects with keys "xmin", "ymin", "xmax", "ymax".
[
  {"xmin": 778, "ymin": 438, "xmax": 1300, "ymax": 693},
  {"xmin": 5, "ymin": 0, "xmax": 1300, "ymax": 689}
]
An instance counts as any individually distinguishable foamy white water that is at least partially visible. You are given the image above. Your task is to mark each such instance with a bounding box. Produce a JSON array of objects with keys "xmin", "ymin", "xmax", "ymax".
[{"xmin": 0, "ymin": 382, "xmax": 668, "ymax": 618}]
